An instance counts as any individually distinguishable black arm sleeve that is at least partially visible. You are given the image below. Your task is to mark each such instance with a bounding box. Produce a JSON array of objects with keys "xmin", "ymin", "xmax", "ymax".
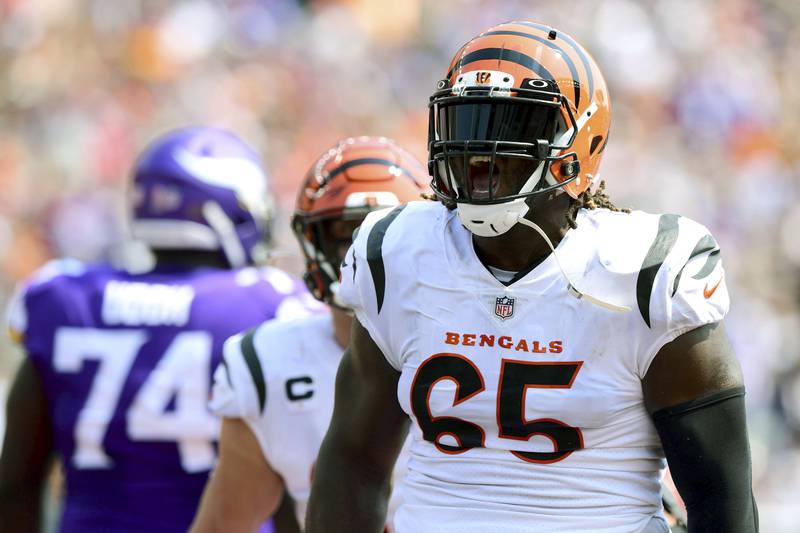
[{"xmin": 652, "ymin": 386, "xmax": 758, "ymax": 533}]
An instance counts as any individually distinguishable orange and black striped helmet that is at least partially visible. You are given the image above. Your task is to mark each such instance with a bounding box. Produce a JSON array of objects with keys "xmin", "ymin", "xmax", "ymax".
[
  {"xmin": 292, "ymin": 137, "xmax": 429, "ymax": 306},
  {"xmin": 428, "ymin": 20, "xmax": 610, "ymax": 205}
]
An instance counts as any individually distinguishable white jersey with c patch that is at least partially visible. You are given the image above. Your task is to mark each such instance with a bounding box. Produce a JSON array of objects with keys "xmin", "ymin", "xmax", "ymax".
[{"xmin": 211, "ymin": 313, "xmax": 410, "ymax": 529}]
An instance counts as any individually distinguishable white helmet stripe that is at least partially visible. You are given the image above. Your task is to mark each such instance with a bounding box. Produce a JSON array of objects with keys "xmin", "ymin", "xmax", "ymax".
[{"xmin": 174, "ymin": 149, "xmax": 270, "ymax": 218}]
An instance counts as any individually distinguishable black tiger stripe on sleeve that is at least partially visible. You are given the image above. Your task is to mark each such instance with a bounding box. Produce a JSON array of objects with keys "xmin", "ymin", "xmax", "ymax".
[
  {"xmin": 240, "ymin": 328, "xmax": 267, "ymax": 414},
  {"xmin": 636, "ymin": 214, "xmax": 680, "ymax": 328},
  {"xmin": 671, "ymin": 234, "xmax": 720, "ymax": 297},
  {"xmin": 691, "ymin": 248, "xmax": 721, "ymax": 281},
  {"xmin": 366, "ymin": 205, "xmax": 407, "ymax": 314}
]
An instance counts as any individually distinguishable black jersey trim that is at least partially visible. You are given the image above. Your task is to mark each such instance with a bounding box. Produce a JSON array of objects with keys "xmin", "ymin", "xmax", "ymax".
[
  {"xmin": 636, "ymin": 214, "xmax": 680, "ymax": 327},
  {"xmin": 240, "ymin": 328, "xmax": 267, "ymax": 414},
  {"xmin": 446, "ymin": 47, "xmax": 555, "ymax": 82},
  {"xmin": 671, "ymin": 234, "xmax": 719, "ymax": 296},
  {"xmin": 366, "ymin": 205, "xmax": 407, "ymax": 314}
]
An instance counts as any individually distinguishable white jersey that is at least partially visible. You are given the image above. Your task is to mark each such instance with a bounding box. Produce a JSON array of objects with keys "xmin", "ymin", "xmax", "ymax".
[
  {"xmin": 209, "ymin": 313, "xmax": 409, "ymax": 529},
  {"xmin": 338, "ymin": 201, "xmax": 729, "ymax": 533}
]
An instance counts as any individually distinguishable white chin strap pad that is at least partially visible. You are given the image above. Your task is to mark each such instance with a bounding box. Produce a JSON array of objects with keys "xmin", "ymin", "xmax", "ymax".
[{"xmin": 457, "ymin": 198, "xmax": 530, "ymax": 237}]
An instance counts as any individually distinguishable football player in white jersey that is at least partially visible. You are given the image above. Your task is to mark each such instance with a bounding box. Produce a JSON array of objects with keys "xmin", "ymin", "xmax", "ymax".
[
  {"xmin": 307, "ymin": 21, "xmax": 758, "ymax": 533},
  {"xmin": 189, "ymin": 137, "xmax": 429, "ymax": 533}
]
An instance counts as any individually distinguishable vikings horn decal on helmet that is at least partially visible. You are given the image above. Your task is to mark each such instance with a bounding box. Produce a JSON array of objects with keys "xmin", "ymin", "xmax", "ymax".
[
  {"xmin": 130, "ymin": 126, "xmax": 274, "ymax": 268},
  {"xmin": 428, "ymin": 21, "xmax": 611, "ymax": 237},
  {"xmin": 292, "ymin": 136, "xmax": 429, "ymax": 307}
]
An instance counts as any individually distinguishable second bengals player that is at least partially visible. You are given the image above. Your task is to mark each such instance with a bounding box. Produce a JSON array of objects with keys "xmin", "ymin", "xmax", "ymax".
[{"xmin": 190, "ymin": 137, "xmax": 429, "ymax": 533}]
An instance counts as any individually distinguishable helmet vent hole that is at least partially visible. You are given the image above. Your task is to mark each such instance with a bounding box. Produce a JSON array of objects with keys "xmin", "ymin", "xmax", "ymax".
[{"xmin": 590, "ymin": 135, "xmax": 604, "ymax": 155}]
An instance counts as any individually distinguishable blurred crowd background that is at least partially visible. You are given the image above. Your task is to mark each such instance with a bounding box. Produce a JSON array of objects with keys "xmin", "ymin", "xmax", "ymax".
[{"xmin": 1, "ymin": 0, "xmax": 799, "ymax": 530}]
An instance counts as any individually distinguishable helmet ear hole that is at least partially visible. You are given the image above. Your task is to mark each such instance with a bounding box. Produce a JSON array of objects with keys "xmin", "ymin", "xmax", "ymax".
[
  {"xmin": 590, "ymin": 135, "xmax": 604, "ymax": 156},
  {"xmin": 231, "ymin": 213, "xmax": 249, "ymax": 225}
]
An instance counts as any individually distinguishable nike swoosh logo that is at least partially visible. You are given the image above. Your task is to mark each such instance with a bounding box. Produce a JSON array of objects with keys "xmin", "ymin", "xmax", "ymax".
[{"xmin": 703, "ymin": 276, "xmax": 723, "ymax": 299}]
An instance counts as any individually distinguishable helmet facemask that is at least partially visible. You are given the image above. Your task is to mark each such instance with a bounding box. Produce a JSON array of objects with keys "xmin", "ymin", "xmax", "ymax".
[
  {"xmin": 292, "ymin": 208, "xmax": 365, "ymax": 308},
  {"xmin": 428, "ymin": 79, "xmax": 582, "ymax": 236}
]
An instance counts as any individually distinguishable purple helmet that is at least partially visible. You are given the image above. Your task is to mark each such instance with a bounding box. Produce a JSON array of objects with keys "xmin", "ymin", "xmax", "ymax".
[{"xmin": 130, "ymin": 127, "xmax": 274, "ymax": 268}]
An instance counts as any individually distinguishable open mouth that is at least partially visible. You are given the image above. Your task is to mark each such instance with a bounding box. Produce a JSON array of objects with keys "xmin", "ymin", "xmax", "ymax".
[
  {"xmin": 467, "ymin": 155, "xmax": 501, "ymax": 198},
  {"xmin": 439, "ymin": 154, "xmax": 539, "ymax": 201}
]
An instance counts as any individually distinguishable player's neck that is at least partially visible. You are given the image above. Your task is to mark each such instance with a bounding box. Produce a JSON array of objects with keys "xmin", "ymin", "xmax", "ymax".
[
  {"xmin": 471, "ymin": 193, "xmax": 572, "ymax": 273},
  {"xmin": 331, "ymin": 307, "xmax": 353, "ymax": 348}
]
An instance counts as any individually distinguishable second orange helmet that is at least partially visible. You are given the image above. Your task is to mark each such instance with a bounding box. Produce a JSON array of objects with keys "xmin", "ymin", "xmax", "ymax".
[{"xmin": 292, "ymin": 136, "xmax": 429, "ymax": 306}]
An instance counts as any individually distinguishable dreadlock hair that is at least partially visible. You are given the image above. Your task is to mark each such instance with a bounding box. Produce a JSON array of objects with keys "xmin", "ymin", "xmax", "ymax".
[
  {"xmin": 564, "ymin": 180, "xmax": 629, "ymax": 229},
  {"xmin": 421, "ymin": 191, "xmax": 456, "ymax": 209},
  {"xmin": 422, "ymin": 180, "xmax": 629, "ymax": 227}
]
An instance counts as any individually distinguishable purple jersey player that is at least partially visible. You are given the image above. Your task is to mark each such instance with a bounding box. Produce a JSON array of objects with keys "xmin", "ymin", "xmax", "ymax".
[{"xmin": 0, "ymin": 127, "xmax": 318, "ymax": 533}]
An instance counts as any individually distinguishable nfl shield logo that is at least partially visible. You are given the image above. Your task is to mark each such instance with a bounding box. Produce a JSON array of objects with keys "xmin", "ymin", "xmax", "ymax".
[{"xmin": 494, "ymin": 296, "xmax": 515, "ymax": 320}]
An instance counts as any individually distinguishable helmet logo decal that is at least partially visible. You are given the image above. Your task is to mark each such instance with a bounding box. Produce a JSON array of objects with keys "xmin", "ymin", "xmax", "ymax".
[
  {"xmin": 476, "ymin": 71, "xmax": 491, "ymax": 84},
  {"xmin": 494, "ymin": 296, "xmax": 515, "ymax": 320},
  {"xmin": 173, "ymin": 149, "xmax": 270, "ymax": 217},
  {"xmin": 452, "ymin": 70, "xmax": 515, "ymax": 94}
]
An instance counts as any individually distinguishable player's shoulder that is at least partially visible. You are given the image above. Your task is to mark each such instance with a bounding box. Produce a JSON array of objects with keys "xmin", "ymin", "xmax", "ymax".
[
  {"xmin": 9, "ymin": 259, "xmax": 101, "ymax": 322},
  {"xmin": 233, "ymin": 266, "xmax": 317, "ymax": 312},
  {"xmin": 6, "ymin": 259, "xmax": 113, "ymax": 346},
  {"xmin": 251, "ymin": 312, "xmax": 331, "ymax": 352},
  {"xmin": 342, "ymin": 201, "xmax": 442, "ymax": 317},
  {"xmin": 230, "ymin": 265, "xmax": 303, "ymax": 293},
  {"xmin": 192, "ymin": 265, "xmax": 317, "ymax": 320},
  {"xmin": 213, "ymin": 313, "xmax": 332, "ymax": 419},
  {"xmin": 18, "ymin": 258, "xmax": 94, "ymax": 296},
  {"xmin": 582, "ymin": 208, "xmax": 725, "ymax": 331},
  {"xmin": 584, "ymin": 208, "xmax": 718, "ymax": 275},
  {"xmin": 352, "ymin": 200, "xmax": 445, "ymax": 254},
  {"xmin": 226, "ymin": 314, "xmax": 332, "ymax": 376}
]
